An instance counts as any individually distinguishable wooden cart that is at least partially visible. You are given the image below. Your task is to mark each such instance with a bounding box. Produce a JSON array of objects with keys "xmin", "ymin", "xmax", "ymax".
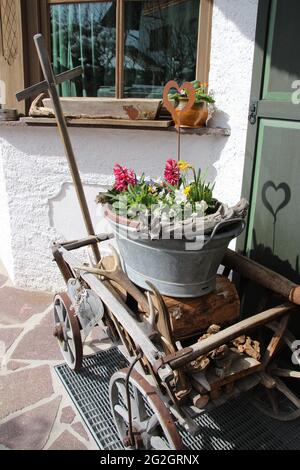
[{"xmin": 17, "ymin": 35, "xmax": 300, "ymax": 450}]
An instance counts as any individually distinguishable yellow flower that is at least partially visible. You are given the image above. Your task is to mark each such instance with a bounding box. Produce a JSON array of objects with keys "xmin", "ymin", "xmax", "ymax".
[
  {"xmin": 178, "ymin": 160, "xmax": 192, "ymax": 172},
  {"xmin": 148, "ymin": 185, "xmax": 157, "ymax": 194},
  {"xmin": 183, "ymin": 185, "xmax": 192, "ymax": 196}
]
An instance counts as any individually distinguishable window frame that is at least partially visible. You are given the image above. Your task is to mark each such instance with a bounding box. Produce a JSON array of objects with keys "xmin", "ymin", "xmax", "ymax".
[
  {"xmin": 0, "ymin": 0, "xmax": 213, "ymax": 112},
  {"xmin": 46, "ymin": 0, "xmax": 213, "ymax": 99}
]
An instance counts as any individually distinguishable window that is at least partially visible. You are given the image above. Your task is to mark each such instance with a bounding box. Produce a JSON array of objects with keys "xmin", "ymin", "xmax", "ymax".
[
  {"xmin": 50, "ymin": 2, "xmax": 117, "ymax": 97},
  {"xmin": 0, "ymin": 0, "xmax": 212, "ymax": 112},
  {"xmin": 48, "ymin": 0, "xmax": 212, "ymax": 99}
]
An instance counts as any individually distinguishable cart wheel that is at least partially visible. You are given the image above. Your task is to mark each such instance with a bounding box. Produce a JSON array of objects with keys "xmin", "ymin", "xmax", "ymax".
[
  {"xmin": 53, "ymin": 292, "xmax": 83, "ymax": 371},
  {"xmin": 255, "ymin": 323, "xmax": 300, "ymax": 421},
  {"xmin": 109, "ymin": 369, "xmax": 184, "ymax": 450}
]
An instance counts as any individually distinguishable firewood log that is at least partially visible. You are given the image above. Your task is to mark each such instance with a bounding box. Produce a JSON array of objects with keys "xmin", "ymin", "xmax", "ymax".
[{"xmin": 158, "ymin": 276, "xmax": 240, "ymax": 341}]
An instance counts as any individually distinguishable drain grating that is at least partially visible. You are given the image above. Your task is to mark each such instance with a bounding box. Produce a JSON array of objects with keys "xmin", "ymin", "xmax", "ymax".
[{"xmin": 55, "ymin": 347, "xmax": 300, "ymax": 450}]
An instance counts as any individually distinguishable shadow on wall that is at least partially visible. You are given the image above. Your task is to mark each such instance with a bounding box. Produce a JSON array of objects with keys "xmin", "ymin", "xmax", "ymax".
[
  {"xmin": 207, "ymin": 109, "xmax": 230, "ymax": 133},
  {"xmin": 216, "ymin": 0, "xmax": 300, "ymax": 77},
  {"xmin": 214, "ymin": 0, "xmax": 259, "ymax": 42},
  {"xmin": 48, "ymin": 182, "xmax": 113, "ymax": 240}
]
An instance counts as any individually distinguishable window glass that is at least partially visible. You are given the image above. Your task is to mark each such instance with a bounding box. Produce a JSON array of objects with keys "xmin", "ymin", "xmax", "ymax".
[
  {"xmin": 50, "ymin": 2, "xmax": 116, "ymax": 97},
  {"xmin": 124, "ymin": 0, "xmax": 200, "ymax": 98},
  {"xmin": 50, "ymin": 0, "xmax": 200, "ymax": 98}
]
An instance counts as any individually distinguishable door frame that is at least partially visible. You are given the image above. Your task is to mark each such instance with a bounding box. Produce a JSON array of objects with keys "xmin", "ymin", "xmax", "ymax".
[{"xmin": 237, "ymin": 0, "xmax": 272, "ymax": 253}]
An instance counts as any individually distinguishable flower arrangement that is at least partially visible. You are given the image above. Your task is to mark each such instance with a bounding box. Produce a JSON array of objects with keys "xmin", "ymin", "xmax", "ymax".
[
  {"xmin": 97, "ymin": 159, "xmax": 217, "ymax": 221},
  {"xmin": 168, "ymin": 80, "xmax": 215, "ymax": 105},
  {"xmin": 96, "ymin": 160, "xmax": 247, "ymax": 298}
]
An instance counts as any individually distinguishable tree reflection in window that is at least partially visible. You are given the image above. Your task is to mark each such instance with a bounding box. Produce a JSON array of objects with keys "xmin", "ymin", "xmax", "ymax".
[
  {"xmin": 50, "ymin": 0, "xmax": 200, "ymax": 98},
  {"xmin": 51, "ymin": 2, "xmax": 116, "ymax": 97},
  {"xmin": 124, "ymin": 0, "xmax": 200, "ymax": 98}
]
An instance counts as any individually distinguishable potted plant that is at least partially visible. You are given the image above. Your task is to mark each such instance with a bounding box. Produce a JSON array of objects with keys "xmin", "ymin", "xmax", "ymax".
[
  {"xmin": 168, "ymin": 80, "xmax": 215, "ymax": 127},
  {"xmin": 97, "ymin": 160, "xmax": 248, "ymax": 298}
]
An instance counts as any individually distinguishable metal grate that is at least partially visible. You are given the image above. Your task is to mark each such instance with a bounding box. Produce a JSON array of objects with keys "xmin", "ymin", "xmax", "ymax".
[{"xmin": 55, "ymin": 348, "xmax": 300, "ymax": 450}]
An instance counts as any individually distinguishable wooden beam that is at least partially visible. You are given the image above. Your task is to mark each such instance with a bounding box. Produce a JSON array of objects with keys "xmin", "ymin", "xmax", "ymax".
[
  {"xmin": 223, "ymin": 249, "xmax": 300, "ymax": 305},
  {"xmin": 22, "ymin": 0, "xmax": 50, "ymax": 113},
  {"xmin": 162, "ymin": 303, "xmax": 298, "ymax": 370},
  {"xmin": 116, "ymin": 0, "xmax": 124, "ymax": 99},
  {"xmin": 48, "ymin": 0, "xmax": 105, "ymax": 3},
  {"xmin": 0, "ymin": 0, "xmax": 25, "ymax": 112},
  {"xmin": 196, "ymin": 0, "xmax": 213, "ymax": 83},
  {"xmin": 16, "ymin": 66, "xmax": 83, "ymax": 101}
]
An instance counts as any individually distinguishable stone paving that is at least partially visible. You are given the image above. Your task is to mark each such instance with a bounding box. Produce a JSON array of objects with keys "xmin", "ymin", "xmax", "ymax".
[{"xmin": 0, "ymin": 264, "xmax": 99, "ymax": 450}]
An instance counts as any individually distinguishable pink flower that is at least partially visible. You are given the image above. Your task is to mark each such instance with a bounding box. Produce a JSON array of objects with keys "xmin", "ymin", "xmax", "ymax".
[
  {"xmin": 164, "ymin": 159, "xmax": 180, "ymax": 186},
  {"xmin": 113, "ymin": 164, "xmax": 136, "ymax": 191}
]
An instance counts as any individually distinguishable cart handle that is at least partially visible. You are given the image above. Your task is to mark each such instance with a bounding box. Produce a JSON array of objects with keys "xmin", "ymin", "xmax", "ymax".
[{"xmin": 223, "ymin": 249, "xmax": 300, "ymax": 305}]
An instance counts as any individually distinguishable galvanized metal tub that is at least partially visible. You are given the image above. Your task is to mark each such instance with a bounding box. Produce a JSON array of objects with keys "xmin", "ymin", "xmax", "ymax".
[{"xmin": 107, "ymin": 215, "xmax": 246, "ymax": 298}]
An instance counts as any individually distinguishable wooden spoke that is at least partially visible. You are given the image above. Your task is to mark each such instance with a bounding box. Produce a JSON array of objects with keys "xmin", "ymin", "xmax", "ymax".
[
  {"xmin": 150, "ymin": 436, "xmax": 170, "ymax": 450},
  {"xmin": 256, "ymin": 325, "xmax": 300, "ymax": 421},
  {"xmin": 146, "ymin": 414, "xmax": 160, "ymax": 434},
  {"xmin": 133, "ymin": 386, "xmax": 148, "ymax": 423},
  {"xmin": 271, "ymin": 366, "xmax": 300, "ymax": 379},
  {"xmin": 275, "ymin": 378, "xmax": 300, "ymax": 409},
  {"xmin": 114, "ymin": 404, "xmax": 130, "ymax": 424},
  {"xmin": 262, "ymin": 315, "xmax": 289, "ymax": 367},
  {"xmin": 267, "ymin": 389, "xmax": 278, "ymax": 415}
]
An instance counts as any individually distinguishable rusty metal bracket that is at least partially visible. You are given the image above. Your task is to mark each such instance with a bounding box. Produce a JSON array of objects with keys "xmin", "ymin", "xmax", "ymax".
[{"xmin": 153, "ymin": 347, "xmax": 194, "ymax": 374}]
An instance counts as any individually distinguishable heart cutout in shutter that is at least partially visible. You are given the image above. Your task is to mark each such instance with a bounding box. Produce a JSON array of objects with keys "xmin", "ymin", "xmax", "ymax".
[
  {"xmin": 262, "ymin": 181, "xmax": 291, "ymax": 219},
  {"xmin": 163, "ymin": 80, "xmax": 196, "ymax": 127}
]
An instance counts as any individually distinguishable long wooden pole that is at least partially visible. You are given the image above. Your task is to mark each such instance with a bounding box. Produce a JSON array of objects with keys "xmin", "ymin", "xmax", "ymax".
[
  {"xmin": 223, "ymin": 249, "xmax": 300, "ymax": 305},
  {"xmin": 33, "ymin": 34, "xmax": 100, "ymax": 263}
]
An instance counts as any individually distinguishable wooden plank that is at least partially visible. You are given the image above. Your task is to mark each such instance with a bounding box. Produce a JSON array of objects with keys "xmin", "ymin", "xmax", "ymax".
[
  {"xmin": 41, "ymin": 97, "xmax": 162, "ymax": 120},
  {"xmin": 196, "ymin": 0, "xmax": 213, "ymax": 83},
  {"xmin": 16, "ymin": 67, "xmax": 83, "ymax": 102},
  {"xmin": 0, "ymin": 0, "xmax": 25, "ymax": 113},
  {"xmin": 20, "ymin": 117, "xmax": 231, "ymax": 136},
  {"xmin": 170, "ymin": 126, "xmax": 231, "ymax": 136},
  {"xmin": 20, "ymin": 116, "xmax": 173, "ymax": 128},
  {"xmin": 164, "ymin": 303, "xmax": 298, "ymax": 369},
  {"xmin": 116, "ymin": 0, "xmax": 124, "ymax": 99},
  {"xmin": 206, "ymin": 355, "xmax": 262, "ymax": 391},
  {"xmin": 22, "ymin": 0, "xmax": 50, "ymax": 113},
  {"xmin": 48, "ymin": 0, "xmax": 103, "ymax": 3}
]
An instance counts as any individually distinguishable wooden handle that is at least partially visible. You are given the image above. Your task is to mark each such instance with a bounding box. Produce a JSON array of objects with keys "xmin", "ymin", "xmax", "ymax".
[
  {"xmin": 164, "ymin": 303, "xmax": 297, "ymax": 370},
  {"xmin": 223, "ymin": 249, "xmax": 300, "ymax": 305}
]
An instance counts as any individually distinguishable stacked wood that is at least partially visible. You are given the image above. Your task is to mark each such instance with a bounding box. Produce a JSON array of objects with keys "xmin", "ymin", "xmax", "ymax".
[
  {"xmin": 189, "ymin": 324, "xmax": 228, "ymax": 372},
  {"xmin": 159, "ymin": 276, "xmax": 240, "ymax": 341},
  {"xmin": 231, "ymin": 335, "xmax": 261, "ymax": 360}
]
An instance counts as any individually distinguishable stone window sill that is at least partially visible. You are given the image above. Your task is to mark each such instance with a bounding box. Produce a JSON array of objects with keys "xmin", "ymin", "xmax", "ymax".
[{"xmin": 0, "ymin": 117, "xmax": 231, "ymax": 137}]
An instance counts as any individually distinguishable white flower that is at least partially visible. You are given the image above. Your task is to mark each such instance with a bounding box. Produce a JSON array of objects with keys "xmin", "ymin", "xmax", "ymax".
[
  {"xmin": 195, "ymin": 200, "xmax": 208, "ymax": 216},
  {"xmin": 174, "ymin": 189, "xmax": 187, "ymax": 205},
  {"xmin": 165, "ymin": 193, "xmax": 173, "ymax": 203}
]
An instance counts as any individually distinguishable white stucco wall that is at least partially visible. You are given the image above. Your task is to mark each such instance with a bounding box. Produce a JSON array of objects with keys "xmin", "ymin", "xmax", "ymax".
[
  {"xmin": 0, "ymin": 141, "xmax": 14, "ymax": 278},
  {"xmin": 0, "ymin": 0, "xmax": 258, "ymax": 291}
]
